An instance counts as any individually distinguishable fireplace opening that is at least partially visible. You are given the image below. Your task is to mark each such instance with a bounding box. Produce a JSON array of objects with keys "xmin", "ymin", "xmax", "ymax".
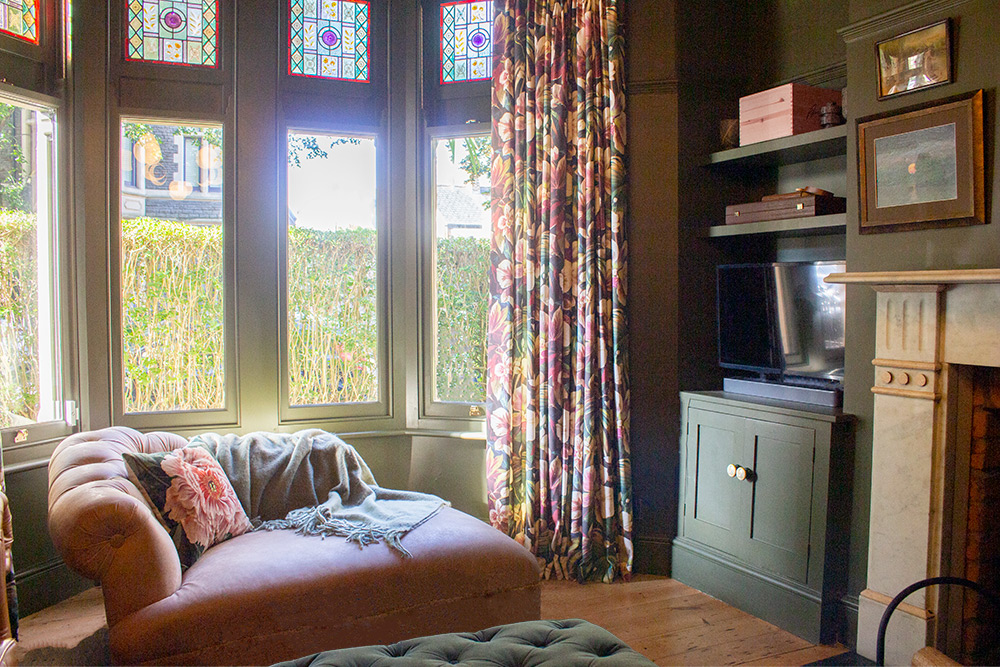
[{"xmin": 962, "ymin": 367, "xmax": 1000, "ymax": 665}]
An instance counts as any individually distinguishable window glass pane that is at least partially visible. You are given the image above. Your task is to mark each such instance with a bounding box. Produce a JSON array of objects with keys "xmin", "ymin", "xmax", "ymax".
[
  {"xmin": 122, "ymin": 137, "xmax": 138, "ymax": 188},
  {"xmin": 432, "ymin": 136, "xmax": 488, "ymax": 403},
  {"xmin": 286, "ymin": 131, "xmax": 378, "ymax": 405},
  {"xmin": 119, "ymin": 119, "xmax": 225, "ymax": 413},
  {"xmin": 288, "ymin": 0, "xmax": 369, "ymax": 82},
  {"xmin": 0, "ymin": 98, "xmax": 61, "ymax": 428},
  {"xmin": 0, "ymin": 0, "xmax": 38, "ymax": 43},
  {"xmin": 126, "ymin": 1, "xmax": 218, "ymax": 67},
  {"xmin": 440, "ymin": 1, "xmax": 491, "ymax": 83},
  {"xmin": 184, "ymin": 136, "xmax": 199, "ymax": 186}
]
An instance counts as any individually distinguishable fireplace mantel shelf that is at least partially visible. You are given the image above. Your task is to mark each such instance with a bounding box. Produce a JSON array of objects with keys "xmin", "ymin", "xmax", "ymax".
[{"xmin": 827, "ymin": 269, "xmax": 1000, "ymax": 286}]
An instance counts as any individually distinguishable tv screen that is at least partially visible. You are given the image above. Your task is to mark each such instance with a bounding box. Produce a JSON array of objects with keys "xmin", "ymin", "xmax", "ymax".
[{"xmin": 717, "ymin": 261, "xmax": 845, "ymax": 383}]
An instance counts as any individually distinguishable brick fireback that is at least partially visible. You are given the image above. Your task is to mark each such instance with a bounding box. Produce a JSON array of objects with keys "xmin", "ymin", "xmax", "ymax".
[{"xmin": 964, "ymin": 367, "xmax": 1000, "ymax": 665}]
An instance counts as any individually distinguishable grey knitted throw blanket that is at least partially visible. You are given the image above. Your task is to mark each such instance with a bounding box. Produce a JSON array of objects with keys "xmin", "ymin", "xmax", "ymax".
[{"xmin": 190, "ymin": 430, "xmax": 447, "ymax": 557}]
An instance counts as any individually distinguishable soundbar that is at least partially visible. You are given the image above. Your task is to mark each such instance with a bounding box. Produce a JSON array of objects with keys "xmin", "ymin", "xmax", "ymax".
[{"xmin": 723, "ymin": 377, "xmax": 842, "ymax": 408}]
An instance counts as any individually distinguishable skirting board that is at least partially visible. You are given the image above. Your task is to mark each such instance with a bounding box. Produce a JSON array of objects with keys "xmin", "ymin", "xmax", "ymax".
[
  {"xmin": 633, "ymin": 536, "xmax": 673, "ymax": 576},
  {"xmin": 672, "ymin": 537, "xmax": 837, "ymax": 644},
  {"xmin": 16, "ymin": 560, "xmax": 93, "ymax": 617}
]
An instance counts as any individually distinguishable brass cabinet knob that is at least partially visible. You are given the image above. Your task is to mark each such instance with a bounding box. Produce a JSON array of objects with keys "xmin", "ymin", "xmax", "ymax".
[
  {"xmin": 735, "ymin": 466, "xmax": 748, "ymax": 481},
  {"xmin": 727, "ymin": 464, "xmax": 738, "ymax": 478}
]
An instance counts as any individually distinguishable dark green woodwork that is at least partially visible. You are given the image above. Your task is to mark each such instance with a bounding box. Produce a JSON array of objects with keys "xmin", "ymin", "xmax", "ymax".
[
  {"xmin": 674, "ymin": 391, "xmax": 853, "ymax": 644},
  {"xmin": 673, "ymin": 538, "xmax": 831, "ymax": 644},
  {"xmin": 742, "ymin": 418, "xmax": 815, "ymax": 584},
  {"xmin": 683, "ymin": 409, "xmax": 743, "ymax": 554},
  {"xmin": 703, "ymin": 125, "xmax": 848, "ymax": 168}
]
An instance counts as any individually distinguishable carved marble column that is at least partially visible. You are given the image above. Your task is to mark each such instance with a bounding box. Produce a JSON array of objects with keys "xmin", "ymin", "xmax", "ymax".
[{"xmin": 858, "ymin": 286, "xmax": 944, "ymax": 664}]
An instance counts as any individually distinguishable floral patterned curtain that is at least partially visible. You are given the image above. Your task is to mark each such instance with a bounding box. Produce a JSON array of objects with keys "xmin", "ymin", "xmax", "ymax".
[{"xmin": 486, "ymin": 0, "xmax": 631, "ymax": 582}]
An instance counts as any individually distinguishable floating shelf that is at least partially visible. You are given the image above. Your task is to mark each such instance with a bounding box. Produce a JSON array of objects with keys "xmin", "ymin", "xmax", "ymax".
[
  {"xmin": 702, "ymin": 125, "xmax": 848, "ymax": 169},
  {"xmin": 703, "ymin": 213, "xmax": 847, "ymax": 239}
]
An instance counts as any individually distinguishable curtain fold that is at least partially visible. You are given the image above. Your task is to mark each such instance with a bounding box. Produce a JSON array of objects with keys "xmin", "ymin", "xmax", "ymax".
[{"xmin": 486, "ymin": 0, "xmax": 631, "ymax": 582}]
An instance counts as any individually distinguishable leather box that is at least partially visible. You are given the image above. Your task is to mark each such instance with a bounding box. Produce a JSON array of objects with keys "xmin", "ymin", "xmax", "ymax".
[
  {"xmin": 725, "ymin": 194, "xmax": 846, "ymax": 225},
  {"xmin": 739, "ymin": 83, "xmax": 842, "ymax": 146}
]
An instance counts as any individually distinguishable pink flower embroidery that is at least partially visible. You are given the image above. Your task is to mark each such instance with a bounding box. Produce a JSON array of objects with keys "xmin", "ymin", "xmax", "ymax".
[{"xmin": 161, "ymin": 447, "xmax": 250, "ymax": 549}]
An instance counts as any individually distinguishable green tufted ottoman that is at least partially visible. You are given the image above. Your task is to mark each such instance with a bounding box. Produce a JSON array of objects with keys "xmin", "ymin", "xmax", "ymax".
[{"xmin": 273, "ymin": 618, "xmax": 655, "ymax": 666}]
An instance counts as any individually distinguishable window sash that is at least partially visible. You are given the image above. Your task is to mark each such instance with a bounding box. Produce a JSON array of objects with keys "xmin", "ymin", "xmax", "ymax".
[
  {"xmin": 111, "ymin": 114, "xmax": 238, "ymax": 429},
  {"xmin": 0, "ymin": 87, "xmax": 72, "ymax": 439},
  {"xmin": 278, "ymin": 126, "xmax": 391, "ymax": 423},
  {"xmin": 420, "ymin": 123, "xmax": 490, "ymax": 422}
]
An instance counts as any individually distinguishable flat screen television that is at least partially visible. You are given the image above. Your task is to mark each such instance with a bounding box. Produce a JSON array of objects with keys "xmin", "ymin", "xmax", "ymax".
[{"xmin": 717, "ymin": 261, "xmax": 845, "ymax": 385}]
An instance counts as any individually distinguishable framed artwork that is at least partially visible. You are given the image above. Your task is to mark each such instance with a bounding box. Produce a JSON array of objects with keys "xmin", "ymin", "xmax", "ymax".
[
  {"xmin": 876, "ymin": 20, "xmax": 951, "ymax": 100},
  {"xmin": 858, "ymin": 90, "xmax": 984, "ymax": 233}
]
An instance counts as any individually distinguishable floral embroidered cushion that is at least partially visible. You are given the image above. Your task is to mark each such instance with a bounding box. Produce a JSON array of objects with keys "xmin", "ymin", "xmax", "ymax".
[{"xmin": 122, "ymin": 445, "xmax": 252, "ymax": 569}]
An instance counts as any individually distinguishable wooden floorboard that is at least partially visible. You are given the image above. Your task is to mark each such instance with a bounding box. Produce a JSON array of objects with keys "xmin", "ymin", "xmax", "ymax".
[
  {"xmin": 11, "ymin": 574, "xmax": 847, "ymax": 666},
  {"xmin": 542, "ymin": 574, "xmax": 847, "ymax": 666}
]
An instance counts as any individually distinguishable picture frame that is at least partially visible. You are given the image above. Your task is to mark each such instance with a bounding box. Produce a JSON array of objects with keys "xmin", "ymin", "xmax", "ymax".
[
  {"xmin": 858, "ymin": 89, "xmax": 984, "ymax": 234},
  {"xmin": 876, "ymin": 19, "xmax": 952, "ymax": 100}
]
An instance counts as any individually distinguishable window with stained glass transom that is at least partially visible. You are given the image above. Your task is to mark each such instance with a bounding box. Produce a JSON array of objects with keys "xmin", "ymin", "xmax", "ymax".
[
  {"xmin": 0, "ymin": 0, "xmax": 39, "ymax": 43},
  {"xmin": 440, "ymin": 0, "xmax": 490, "ymax": 83},
  {"xmin": 288, "ymin": 0, "xmax": 370, "ymax": 82},
  {"xmin": 125, "ymin": 0, "xmax": 218, "ymax": 67}
]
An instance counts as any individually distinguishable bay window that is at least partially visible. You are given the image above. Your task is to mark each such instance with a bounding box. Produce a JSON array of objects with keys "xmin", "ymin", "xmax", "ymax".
[{"xmin": 67, "ymin": 0, "xmax": 492, "ymax": 433}]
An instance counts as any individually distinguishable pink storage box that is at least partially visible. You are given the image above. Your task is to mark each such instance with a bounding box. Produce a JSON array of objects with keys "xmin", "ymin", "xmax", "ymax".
[{"xmin": 738, "ymin": 83, "xmax": 842, "ymax": 146}]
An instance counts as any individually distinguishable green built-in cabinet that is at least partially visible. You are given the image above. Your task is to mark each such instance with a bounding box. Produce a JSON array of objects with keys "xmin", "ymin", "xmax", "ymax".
[{"xmin": 672, "ymin": 391, "xmax": 854, "ymax": 643}]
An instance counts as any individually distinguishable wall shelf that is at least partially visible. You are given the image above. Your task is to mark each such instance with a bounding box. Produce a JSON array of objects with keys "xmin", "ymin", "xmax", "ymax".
[
  {"xmin": 702, "ymin": 125, "xmax": 848, "ymax": 169},
  {"xmin": 704, "ymin": 213, "xmax": 847, "ymax": 239}
]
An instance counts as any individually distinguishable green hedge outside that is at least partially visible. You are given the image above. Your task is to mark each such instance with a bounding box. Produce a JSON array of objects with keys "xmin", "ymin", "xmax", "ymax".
[
  {"xmin": 0, "ymin": 210, "xmax": 37, "ymax": 428},
  {"xmin": 1, "ymin": 213, "xmax": 488, "ymax": 423}
]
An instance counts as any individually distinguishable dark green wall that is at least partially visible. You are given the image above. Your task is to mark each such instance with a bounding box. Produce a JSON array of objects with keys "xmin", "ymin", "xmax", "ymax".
[
  {"xmin": 625, "ymin": 0, "xmax": 680, "ymax": 573},
  {"xmin": 625, "ymin": 0, "xmax": 851, "ymax": 575},
  {"xmin": 841, "ymin": 0, "xmax": 1000, "ymax": 631}
]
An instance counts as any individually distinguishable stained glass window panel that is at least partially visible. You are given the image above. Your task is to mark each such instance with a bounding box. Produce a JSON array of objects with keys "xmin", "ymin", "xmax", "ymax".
[
  {"xmin": 0, "ymin": 0, "xmax": 39, "ymax": 43},
  {"xmin": 126, "ymin": 1, "xmax": 218, "ymax": 67},
  {"xmin": 288, "ymin": 0, "xmax": 370, "ymax": 82},
  {"xmin": 440, "ymin": 1, "xmax": 491, "ymax": 83}
]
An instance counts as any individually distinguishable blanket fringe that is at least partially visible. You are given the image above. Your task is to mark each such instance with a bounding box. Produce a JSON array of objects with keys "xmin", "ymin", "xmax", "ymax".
[{"xmin": 255, "ymin": 507, "xmax": 414, "ymax": 558}]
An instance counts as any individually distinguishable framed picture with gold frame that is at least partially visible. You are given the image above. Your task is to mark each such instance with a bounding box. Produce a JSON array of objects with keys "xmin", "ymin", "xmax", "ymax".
[
  {"xmin": 876, "ymin": 20, "xmax": 952, "ymax": 100},
  {"xmin": 858, "ymin": 90, "xmax": 984, "ymax": 233}
]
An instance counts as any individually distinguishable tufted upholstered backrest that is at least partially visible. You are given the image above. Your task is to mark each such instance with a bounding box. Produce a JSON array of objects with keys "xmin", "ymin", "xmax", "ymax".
[
  {"xmin": 47, "ymin": 427, "xmax": 189, "ymax": 626},
  {"xmin": 275, "ymin": 619, "xmax": 657, "ymax": 666}
]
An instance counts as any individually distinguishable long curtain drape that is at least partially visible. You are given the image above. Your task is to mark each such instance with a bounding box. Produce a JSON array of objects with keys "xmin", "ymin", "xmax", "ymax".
[{"xmin": 486, "ymin": 0, "xmax": 631, "ymax": 582}]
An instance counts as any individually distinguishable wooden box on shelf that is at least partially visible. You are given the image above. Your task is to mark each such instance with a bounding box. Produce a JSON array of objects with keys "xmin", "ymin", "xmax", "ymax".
[
  {"xmin": 725, "ymin": 194, "xmax": 846, "ymax": 225},
  {"xmin": 739, "ymin": 83, "xmax": 842, "ymax": 146}
]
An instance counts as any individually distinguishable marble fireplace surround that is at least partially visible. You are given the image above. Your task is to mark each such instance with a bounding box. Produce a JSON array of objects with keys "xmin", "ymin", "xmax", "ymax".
[{"xmin": 827, "ymin": 268, "xmax": 1000, "ymax": 664}]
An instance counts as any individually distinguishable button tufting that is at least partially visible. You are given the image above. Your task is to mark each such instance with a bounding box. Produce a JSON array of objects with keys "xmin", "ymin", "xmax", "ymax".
[
  {"xmin": 595, "ymin": 644, "xmax": 619, "ymax": 658},
  {"xmin": 109, "ymin": 534, "xmax": 126, "ymax": 548}
]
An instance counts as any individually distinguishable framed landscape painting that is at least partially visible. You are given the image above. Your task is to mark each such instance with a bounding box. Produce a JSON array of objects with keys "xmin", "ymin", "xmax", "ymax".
[{"xmin": 858, "ymin": 90, "xmax": 984, "ymax": 233}]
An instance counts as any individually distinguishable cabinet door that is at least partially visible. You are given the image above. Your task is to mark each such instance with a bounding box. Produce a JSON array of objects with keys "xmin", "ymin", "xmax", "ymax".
[
  {"xmin": 683, "ymin": 408, "xmax": 744, "ymax": 556},
  {"xmin": 740, "ymin": 418, "xmax": 816, "ymax": 584}
]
